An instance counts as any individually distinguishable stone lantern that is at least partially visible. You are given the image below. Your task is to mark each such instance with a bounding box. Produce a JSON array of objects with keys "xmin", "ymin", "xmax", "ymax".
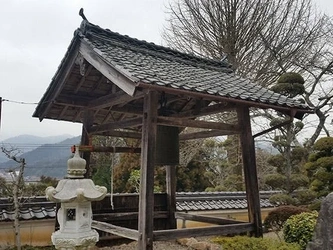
[{"xmin": 46, "ymin": 147, "xmax": 107, "ymax": 250}]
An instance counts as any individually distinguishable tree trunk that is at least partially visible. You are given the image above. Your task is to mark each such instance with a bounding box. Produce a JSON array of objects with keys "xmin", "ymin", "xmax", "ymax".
[
  {"xmin": 304, "ymin": 109, "xmax": 329, "ymax": 148},
  {"xmin": 12, "ymin": 158, "xmax": 25, "ymax": 250}
]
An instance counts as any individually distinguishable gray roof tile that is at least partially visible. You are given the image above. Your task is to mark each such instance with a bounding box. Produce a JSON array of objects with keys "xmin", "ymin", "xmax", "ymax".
[
  {"xmin": 0, "ymin": 206, "xmax": 56, "ymax": 221},
  {"xmin": 78, "ymin": 22, "xmax": 310, "ymax": 112}
]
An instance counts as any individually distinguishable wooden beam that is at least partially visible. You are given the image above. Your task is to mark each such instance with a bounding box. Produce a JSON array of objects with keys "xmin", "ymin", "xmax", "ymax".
[
  {"xmin": 54, "ymin": 100, "xmax": 85, "ymax": 108},
  {"xmin": 237, "ymin": 106, "xmax": 262, "ymax": 237},
  {"xmin": 101, "ymin": 107, "xmax": 114, "ymax": 124},
  {"xmin": 54, "ymin": 94, "xmax": 88, "ymax": 107},
  {"xmin": 79, "ymin": 41, "xmax": 137, "ymax": 96},
  {"xmin": 253, "ymin": 118, "xmax": 293, "ymax": 138},
  {"xmin": 89, "ymin": 117, "xmax": 142, "ymax": 134},
  {"xmin": 58, "ymin": 105, "xmax": 68, "ymax": 119},
  {"xmin": 166, "ymin": 165, "xmax": 176, "ymax": 229},
  {"xmin": 97, "ymin": 130, "xmax": 142, "ymax": 139},
  {"xmin": 87, "ymin": 91, "xmax": 143, "ymax": 110},
  {"xmin": 77, "ymin": 145, "xmax": 141, "ymax": 153},
  {"xmin": 137, "ymin": 82, "xmax": 312, "ymax": 118},
  {"xmin": 55, "ymin": 92, "xmax": 144, "ymax": 111},
  {"xmin": 90, "ymin": 75, "xmax": 105, "ymax": 93},
  {"xmin": 153, "ymin": 223, "xmax": 254, "ymax": 241},
  {"xmin": 175, "ymin": 212, "xmax": 245, "ymax": 225},
  {"xmin": 93, "ymin": 211, "xmax": 168, "ymax": 221},
  {"xmin": 74, "ymin": 64, "xmax": 93, "ymax": 93},
  {"xmin": 157, "ymin": 116, "xmax": 239, "ymax": 132},
  {"xmin": 91, "ymin": 220, "xmax": 139, "ymax": 241},
  {"xmin": 110, "ymin": 105, "xmax": 143, "ymax": 116},
  {"xmin": 173, "ymin": 102, "xmax": 235, "ymax": 118},
  {"xmin": 138, "ymin": 91, "xmax": 158, "ymax": 250},
  {"xmin": 179, "ymin": 129, "xmax": 237, "ymax": 140},
  {"xmin": 39, "ymin": 39, "xmax": 80, "ymax": 120},
  {"xmin": 74, "ymin": 109, "xmax": 82, "ymax": 122},
  {"xmin": 177, "ymin": 97, "xmax": 195, "ymax": 114}
]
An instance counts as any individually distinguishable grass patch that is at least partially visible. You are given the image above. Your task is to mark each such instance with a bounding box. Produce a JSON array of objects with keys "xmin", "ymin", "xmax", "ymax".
[{"xmin": 212, "ymin": 235, "xmax": 300, "ymax": 250}]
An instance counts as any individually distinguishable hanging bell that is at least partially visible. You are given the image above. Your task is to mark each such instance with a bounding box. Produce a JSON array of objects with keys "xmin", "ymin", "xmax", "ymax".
[{"xmin": 155, "ymin": 125, "xmax": 179, "ymax": 166}]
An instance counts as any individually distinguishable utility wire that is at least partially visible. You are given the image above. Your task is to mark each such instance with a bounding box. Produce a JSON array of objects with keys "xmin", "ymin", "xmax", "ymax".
[{"xmin": 2, "ymin": 99, "xmax": 39, "ymax": 105}]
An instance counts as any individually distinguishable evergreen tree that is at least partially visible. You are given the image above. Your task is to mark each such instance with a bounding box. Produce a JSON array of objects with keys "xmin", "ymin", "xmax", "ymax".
[{"xmin": 305, "ymin": 137, "xmax": 333, "ymax": 198}]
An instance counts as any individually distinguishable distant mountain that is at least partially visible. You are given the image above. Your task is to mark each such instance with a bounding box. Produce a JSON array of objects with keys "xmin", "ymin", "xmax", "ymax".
[
  {"xmin": 0, "ymin": 136, "xmax": 81, "ymax": 178},
  {"xmin": 0, "ymin": 134, "xmax": 75, "ymax": 163},
  {"xmin": 255, "ymin": 140, "xmax": 278, "ymax": 154}
]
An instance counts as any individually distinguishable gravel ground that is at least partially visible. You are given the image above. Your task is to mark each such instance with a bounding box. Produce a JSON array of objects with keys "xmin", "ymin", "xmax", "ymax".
[
  {"xmin": 98, "ymin": 240, "xmax": 192, "ymax": 250},
  {"xmin": 96, "ymin": 237, "xmax": 215, "ymax": 250}
]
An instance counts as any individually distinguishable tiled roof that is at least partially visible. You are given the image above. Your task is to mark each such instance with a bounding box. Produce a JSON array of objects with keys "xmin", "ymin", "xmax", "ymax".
[
  {"xmin": 33, "ymin": 20, "xmax": 312, "ymax": 123},
  {"xmin": 176, "ymin": 191, "xmax": 275, "ymax": 211},
  {"xmin": 0, "ymin": 207, "xmax": 56, "ymax": 221},
  {"xmin": 0, "ymin": 191, "xmax": 276, "ymax": 221},
  {"xmin": 0, "ymin": 197, "xmax": 56, "ymax": 221},
  {"xmin": 79, "ymin": 21, "xmax": 310, "ymax": 111}
]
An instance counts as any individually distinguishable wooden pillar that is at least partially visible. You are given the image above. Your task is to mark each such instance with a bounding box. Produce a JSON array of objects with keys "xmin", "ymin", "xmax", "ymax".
[
  {"xmin": 138, "ymin": 91, "xmax": 158, "ymax": 250},
  {"xmin": 166, "ymin": 165, "xmax": 177, "ymax": 229},
  {"xmin": 81, "ymin": 110, "xmax": 94, "ymax": 178},
  {"xmin": 237, "ymin": 106, "xmax": 263, "ymax": 237}
]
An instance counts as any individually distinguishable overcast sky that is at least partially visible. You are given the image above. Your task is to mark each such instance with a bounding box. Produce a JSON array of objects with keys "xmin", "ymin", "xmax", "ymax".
[{"xmin": 0, "ymin": 0, "xmax": 332, "ymax": 141}]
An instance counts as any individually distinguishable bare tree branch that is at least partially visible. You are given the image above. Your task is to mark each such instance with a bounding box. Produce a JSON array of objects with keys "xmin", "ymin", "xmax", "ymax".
[{"xmin": 163, "ymin": 0, "xmax": 333, "ymax": 147}]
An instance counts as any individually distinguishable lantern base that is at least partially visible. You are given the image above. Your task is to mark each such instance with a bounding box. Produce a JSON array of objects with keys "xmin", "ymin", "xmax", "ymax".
[{"xmin": 51, "ymin": 229, "xmax": 99, "ymax": 250}]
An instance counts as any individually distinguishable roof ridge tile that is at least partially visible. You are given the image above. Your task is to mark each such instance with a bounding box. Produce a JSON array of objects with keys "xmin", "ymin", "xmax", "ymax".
[{"xmin": 80, "ymin": 21, "xmax": 233, "ymax": 73}]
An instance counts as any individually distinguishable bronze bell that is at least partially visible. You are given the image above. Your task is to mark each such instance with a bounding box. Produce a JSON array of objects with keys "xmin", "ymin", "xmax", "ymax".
[{"xmin": 155, "ymin": 125, "xmax": 179, "ymax": 166}]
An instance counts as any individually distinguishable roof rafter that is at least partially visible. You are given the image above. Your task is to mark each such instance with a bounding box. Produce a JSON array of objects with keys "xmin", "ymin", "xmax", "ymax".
[
  {"xmin": 74, "ymin": 64, "xmax": 94, "ymax": 93},
  {"xmin": 87, "ymin": 90, "xmax": 144, "ymax": 110},
  {"xmin": 172, "ymin": 102, "xmax": 236, "ymax": 118},
  {"xmin": 38, "ymin": 38, "xmax": 81, "ymax": 121}
]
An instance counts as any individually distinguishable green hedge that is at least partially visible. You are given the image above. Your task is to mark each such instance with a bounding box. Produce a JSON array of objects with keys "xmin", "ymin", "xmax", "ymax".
[
  {"xmin": 283, "ymin": 211, "xmax": 318, "ymax": 250},
  {"xmin": 264, "ymin": 205, "xmax": 309, "ymax": 232}
]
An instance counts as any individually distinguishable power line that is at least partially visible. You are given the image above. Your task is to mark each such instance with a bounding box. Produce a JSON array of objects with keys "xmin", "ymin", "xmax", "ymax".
[
  {"xmin": 0, "ymin": 143, "xmax": 77, "ymax": 148},
  {"xmin": 2, "ymin": 98, "xmax": 38, "ymax": 105}
]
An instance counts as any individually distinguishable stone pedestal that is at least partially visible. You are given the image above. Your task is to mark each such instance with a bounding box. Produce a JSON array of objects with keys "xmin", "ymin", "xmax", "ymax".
[
  {"xmin": 52, "ymin": 229, "xmax": 98, "ymax": 250},
  {"xmin": 46, "ymin": 147, "xmax": 107, "ymax": 250}
]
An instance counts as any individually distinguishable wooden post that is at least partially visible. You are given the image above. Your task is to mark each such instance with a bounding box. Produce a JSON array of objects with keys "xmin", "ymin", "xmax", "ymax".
[
  {"xmin": 165, "ymin": 165, "xmax": 176, "ymax": 229},
  {"xmin": 81, "ymin": 110, "xmax": 94, "ymax": 178},
  {"xmin": 138, "ymin": 91, "xmax": 158, "ymax": 250},
  {"xmin": 237, "ymin": 106, "xmax": 262, "ymax": 237}
]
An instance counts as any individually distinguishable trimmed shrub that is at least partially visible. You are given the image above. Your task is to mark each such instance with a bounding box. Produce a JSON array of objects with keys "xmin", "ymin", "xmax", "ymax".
[
  {"xmin": 313, "ymin": 137, "xmax": 333, "ymax": 152},
  {"xmin": 290, "ymin": 175, "xmax": 309, "ymax": 193},
  {"xmin": 271, "ymin": 72, "xmax": 305, "ymax": 97},
  {"xmin": 308, "ymin": 200, "xmax": 322, "ymax": 211},
  {"xmin": 294, "ymin": 189, "xmax": 317, "ymax": 205},
  {"xmin": 265, "ymin": 174, "xmax": 287, "ymax": 190},
  {"xmin": 269, "ymin": 193, "xmax": 297, "ymax": 206},
  {"xmin": 277, "ymin": 72, "xmax": 305, "ymax": 84},
  {"xmin": 283, "ymin": 211, "xmax": 318, "ymax": 250},
  {"xmin": 264, "ymin": 205, "xmax": 309, "ymax": 232},
  {"xmin": 212, "ymin": 236, "xmax": 300, "ymax": 250}
]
